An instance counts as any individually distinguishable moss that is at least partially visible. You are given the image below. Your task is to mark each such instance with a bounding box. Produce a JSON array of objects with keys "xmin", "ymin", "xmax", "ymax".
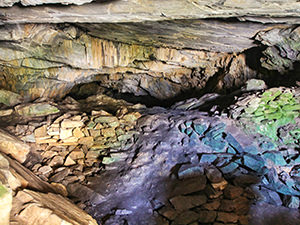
[
  {"xmin": 241, "ymin": 88, "xmax": 300, "ymax": 144},
  {"xmin": 0, "ymin": 184, "xmax": 8, "ymax": 198}
]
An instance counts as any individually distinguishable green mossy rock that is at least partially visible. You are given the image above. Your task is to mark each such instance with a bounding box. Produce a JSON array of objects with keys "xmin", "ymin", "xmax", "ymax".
[{"xmin": 0, "ymin": 89, "xmax": 22, "ymax": 106}]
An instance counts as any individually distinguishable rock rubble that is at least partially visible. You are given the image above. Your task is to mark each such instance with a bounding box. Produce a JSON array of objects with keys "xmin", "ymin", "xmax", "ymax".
[{"xmin": 0, "ymin": 86, "xmax": 299, "ymax": 225}]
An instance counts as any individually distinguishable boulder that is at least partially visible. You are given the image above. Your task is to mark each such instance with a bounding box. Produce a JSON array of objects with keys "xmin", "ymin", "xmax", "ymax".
[
  {"xmin": 11, "ymin": 189, "xmax": 97, "ymax": 225},
  {"xmin": 15, "ymin": 103, "xmax": 60, "ymax": 117},
  {"xmin": 0, "ymin": 184, "xmax": 12, "ymax": 225},
  {"xmin": 0, "ymin": 129, "xmax": 30, "ymax": 163},
  {"xmin": 0, "ymin": 89, "xmax": 22, "ymax": 107}
]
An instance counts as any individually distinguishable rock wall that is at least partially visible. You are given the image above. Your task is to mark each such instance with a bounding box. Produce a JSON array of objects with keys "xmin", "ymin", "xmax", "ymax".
[
  {"xmin": 256, "ymin": 26, "xmax": 300, "ymax": 73},
  {"xmin": 0, "ymin": 1, "xmax": 299, "ymax": 102},
  {"xmin": 0, "ymin": 132, "xmax": 98, "ymax": 225},
  {"xmin": 0, "ymin": 24, "xmax": 260, "ymax": 101}
]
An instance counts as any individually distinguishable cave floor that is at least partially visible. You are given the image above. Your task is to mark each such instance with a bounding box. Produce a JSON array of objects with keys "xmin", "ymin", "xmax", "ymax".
[{"xmin": 1, "ymin": 87, "xmax": 300, "ymax": 225}]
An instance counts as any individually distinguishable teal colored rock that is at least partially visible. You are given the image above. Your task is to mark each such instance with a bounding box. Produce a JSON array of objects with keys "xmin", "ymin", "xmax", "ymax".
[
  {"xmin": 225, "ymin": 134, "xmax": 244, "ymax": 153},
  {"xmin": 203, "ymin": 137, "xmax": 227, "ymax": 152},
  {"xmin": 290, "ymin": 167, "xmax": 300, "ymax": 178},
  {"xmin": 200, "ymin": 154, "xmax": 217, "ymax": 164},
  {"xmin": 243, "ymin": 154, "xmax": 266, "ymax": 175},
  {"xmin": 215, "ymin": 154, "xmax": 233, "ymax": 167},
  {"xmin": 260, "ymin": 141, "xmax": 276, "ymax": 151},
  {"xmin": 227, "ymin": 146, "xmax": 236, "ymax": 154},
  {"xmin": 293, "ymin": 156, "xmax": 300, "ymax": 165},
  {"xmin": 220, "ymin": 162, "xmax": 239, "ymax": 174},
  {"xmin": 210, "ymin": 130, "xmax": 223, "ymax": 140},
  {"xmin": 272, "ymin": 182, "xmax": 300, "ymax": 196},
  {"xmin": 285, "ymin": 177, "xmax": 296, "ymax": 189},
  {"xmin": 287, "ymin": 196, "xmax": 300, "ymax": 209},
  {"xmin": 193, "ymin": 124, "xmax": 207, "ymax": 136},
  {"xmin": 178, "ymin": 166, "xmax": 204, "ymax": 179},
  {"xmin": 189, "ymin": 132, "xmax": 199, "ymax": 147},
  {"xmin": 244, "ymin": 145, "xmax": 259, "ymax": 154},
  {"xmin": 186, "ymin": 127, "xmax": 193, "ymax": 135},
  {"xmin": 259, "ymin": 187, "xmax": 282, "ymax": 206},
  {"xmin": 206, "ymin": 123, "xmax": 225, "ymax": 139},
  {"xmin": 266, "ymin": 169, "xmax": 299, "ymax": 195},
  {"xmin": 263, "ymin": 151, "xmax": 286, "ymax": 166},
  {"xmin": 185, "ymin": 121, "xmax": 192, "ymax": 127},
  {"xmin": 235, "ymin": 158, "xmax": 242, "ymax": 165}
]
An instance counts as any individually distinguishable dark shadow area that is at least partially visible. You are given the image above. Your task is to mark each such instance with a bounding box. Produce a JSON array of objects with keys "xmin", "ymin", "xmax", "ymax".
[
  {"xmin": 67, "ymin": 44, "xmax": 299, "ymax": 112},
  {"xmin": 11, "ymin": 0, "xmax": 117, "ymax": 8},
  {"xmin": 244, "ymin": 45, "xmax": 300, "ymax": 88},
  {"xmin": 68, "ymin": 79, "xmax": 245, "ymax": 111}
]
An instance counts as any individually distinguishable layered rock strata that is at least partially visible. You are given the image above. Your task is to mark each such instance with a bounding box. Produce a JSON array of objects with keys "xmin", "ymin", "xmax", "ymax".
[{"xmin": 0, "ymin": 23, "xmax": 261, "ymax": 102}]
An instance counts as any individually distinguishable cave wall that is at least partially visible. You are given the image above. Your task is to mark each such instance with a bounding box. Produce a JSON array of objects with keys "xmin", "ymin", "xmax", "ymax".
[
  {"xmin": 0, "ymin": 23, "xmax": 261, "ymax": 101},
  {"xmin": 0, "ymin": 1, "xmax": 299, "ymax": 102}
]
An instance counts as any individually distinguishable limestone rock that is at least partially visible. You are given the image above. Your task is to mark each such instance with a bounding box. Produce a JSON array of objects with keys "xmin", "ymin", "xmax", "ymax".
[
  {"xmin": 0, "ymin": 89, "xmax": 22, "ymax": 107},
  {"xmin": 0, "ymin": 0, "xmax": 94, "ymax": 7},
  {"xmin": 49, "ymin": 156, "xmax": 64, "ymax": 167},
  {"xmin": 0, "ymin": 23, "xmax": 257, "ymax": 101},
  {"xmin": 64, "ymin": 156, "xmax": 76, "ymax": 166},
  {"xmin": 197, "ymin": 210, "xmax": 217, "ymax": 224},
  {"xmin": 73, "ymin": 128, "xmax": 85, "ymax": 138},
  {"xmin": 0, "ymin": 109, "xmax": 13, "ymax": 117},
  {"xmin": 61, "ymin": 119, "xmax": 84, "ymax": 129},
  {"xmin": 11, "ymin": 189, "xmax": 97, "ymax": 225},
  {"xmin": 245, "ymin": 79, "xmax": 267, "ymax": 91},
  {"xmin": 78, "ymin": 136, "xmax": 94, "ymax": 146},
  {"xmin": 34, "ymin": 125, "xmax": 47, "ymax": 138},
  {"xmin": 173, "ymin": 210, "xmax": 200, "ymax": 225},
  {"xmin": 158, "ymin": 207, "xmax": 177, "ymax": 220},
  {"xmin": 0, "ymin": 129, "xmax": 30, "ymax": 163},
  {"xmin": 60, "ymin": 128, "xmax": 73, "ymax": 140},
  {"xmin": 0, "ymin": 154, "xmax": 21, "ymax": 191},
  {"xmin": 101, "ymin": 128, "xmax": 115, "ymax": 138},
  {"xmin": 69, "ymin": 149, "xmax": 85, "ymax": 160},
  {"xmin": 15, "ymin": 103, "xmax": 59, "ymax": 117},
  {"xmin": 224, "ymin": 184, "xmax": 244, "ymax": 199},
  {"xmin": 1, "ymin": 1, "xmax": 299, "ymax": 27},
  {"xmin": 0, "ymin": 184, "xmax": 12, "ymax": 225},
  {"xmin": 3, "ymin": 154, "xmax": 58, "ymax": 193}
]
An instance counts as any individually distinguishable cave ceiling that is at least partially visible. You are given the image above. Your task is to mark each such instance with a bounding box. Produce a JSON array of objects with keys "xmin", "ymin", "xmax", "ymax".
[
  {"xmin": 1, "ymin": 0, "xmax": 300, "ymax": 52},
  {"xmin": 0, "ymin": 0, "xmax": 299, "ymax": 101}
]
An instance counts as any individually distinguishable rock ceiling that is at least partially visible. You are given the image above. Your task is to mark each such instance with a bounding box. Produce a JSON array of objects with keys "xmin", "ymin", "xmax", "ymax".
[
  {"xmin": 0, "ymin": 0, "xmax": 299, "ymax": 101},
  {"xmin": 1, "ymin": 0, "xmax": 300, "ymax": 52}
]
